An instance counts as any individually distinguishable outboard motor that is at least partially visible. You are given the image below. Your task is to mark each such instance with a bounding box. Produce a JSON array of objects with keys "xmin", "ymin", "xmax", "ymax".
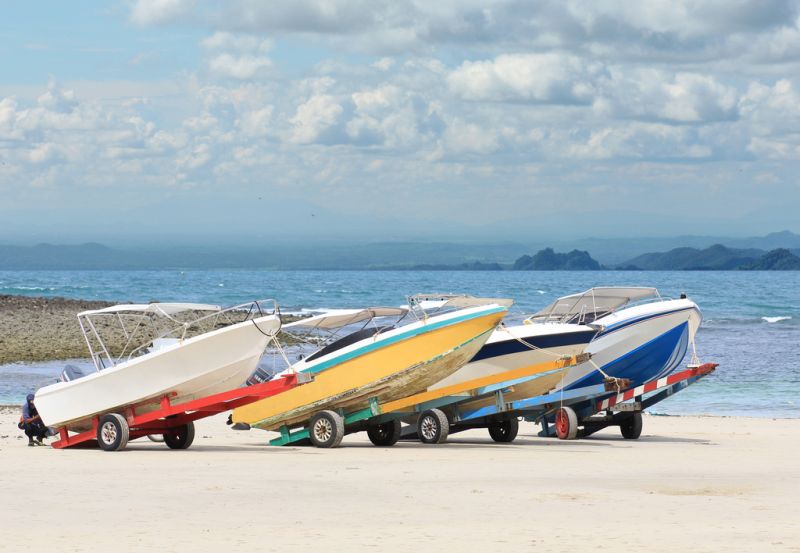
[
  {"xmin": 246, "ymin": 366, "xmax": 274, "ymax": 386},
  {"xmin": 60, "ymin": 364, "xmax": 87, "ymax": 382}
]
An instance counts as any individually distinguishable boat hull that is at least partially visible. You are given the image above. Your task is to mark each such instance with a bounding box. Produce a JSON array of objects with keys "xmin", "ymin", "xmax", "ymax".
[
  {"xmin": 430, "ymin": 325, "xmax": 596, "ymax": 390},
  {"xmin": 560, "ymin": 299, "xmax": 701, "ymax": 390},
  {"xmin": 35, "ymin": 315, "xmax": 280, "ymax": 430},
  {"xmin": 233, "ymin": 308, "xmax": 507, "ymax": 431}
]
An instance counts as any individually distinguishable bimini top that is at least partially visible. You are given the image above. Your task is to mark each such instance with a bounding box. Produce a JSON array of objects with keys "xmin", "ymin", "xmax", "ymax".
[
  {"xmin": 408, "ymin": 294, "xmax": 515, "ymax": 311},
  {"xmin": 78, "ymin": 303, "xmax": 222, "ymax": 318},
  {"xmin": 527, "ymin": 287, "xmax": 659, "ymax": 324},
  {"xmin": 283, "ymin": 307, "xmax": 408, "ymax": 330}
]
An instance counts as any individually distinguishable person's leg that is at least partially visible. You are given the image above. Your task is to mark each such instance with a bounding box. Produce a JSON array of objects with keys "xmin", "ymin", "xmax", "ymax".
[
  {"xmin": 23, "ymin": 424, "xmax": 35, "ymax": 446},
  {"xmin": 33, "ymin": 422, "xmax": 48, "ymax": 443}
]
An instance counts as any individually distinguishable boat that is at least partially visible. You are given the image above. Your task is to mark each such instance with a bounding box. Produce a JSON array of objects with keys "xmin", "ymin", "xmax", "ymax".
[
  {"xmin": 230, "ymin": 297, "xmax": 510, "ymax": 446},
  {"xmin": 525, "ymin": 287, "xmax": 702, "ymax": 390},
  {"xmin": 392, "ymin": 288, "xmax": 699, "ymax": 443},
  {"xmin": 413, "ymin": 294, "xmax": 598, "ymax": 393},
  {"xmin": 34, "ymin": 301, "xmax": 283, "ymax": 432}
]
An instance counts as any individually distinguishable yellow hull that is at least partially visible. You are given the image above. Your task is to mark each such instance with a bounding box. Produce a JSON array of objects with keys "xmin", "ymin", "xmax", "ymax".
[{"xmin": 233, "ymin": 310, "xmax": 506, "ymax": 430}]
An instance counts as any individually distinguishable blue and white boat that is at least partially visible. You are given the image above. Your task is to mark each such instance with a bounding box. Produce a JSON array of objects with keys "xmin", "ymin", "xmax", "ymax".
[{"xmin": 523, "ymin": 287, "xmax": 702, "ymax": 391}]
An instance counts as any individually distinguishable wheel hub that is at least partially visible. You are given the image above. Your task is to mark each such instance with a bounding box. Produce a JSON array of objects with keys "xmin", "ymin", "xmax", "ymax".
[
  {"xmin": 101, "ymin": 422, "xmax": 117, "ymax": 445},
  {"xmin": 420, "ymin": 416, "xmax": 437, "ymax": 440},
  {"xmin": 314, "ymin": 418, "xmax": 332, "ymax": 442},
  {"xmin": 555, "ymin": 410, "xmax": 568, "ymax": 435}
]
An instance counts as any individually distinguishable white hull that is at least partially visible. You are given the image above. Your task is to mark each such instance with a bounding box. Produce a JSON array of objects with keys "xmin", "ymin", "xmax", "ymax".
[
  {"xmin": 35, "ymin": 314, "xmax": 280, "ymax": 429},
  {"xmin": 559, "ymin": 298, "xmax": 701, "ymax": 389}
]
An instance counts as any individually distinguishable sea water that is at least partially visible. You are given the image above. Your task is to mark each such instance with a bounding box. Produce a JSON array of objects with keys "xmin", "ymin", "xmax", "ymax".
[{"xmin": 1, "ymin": 269, "xmax": 798, "ymax": 417}]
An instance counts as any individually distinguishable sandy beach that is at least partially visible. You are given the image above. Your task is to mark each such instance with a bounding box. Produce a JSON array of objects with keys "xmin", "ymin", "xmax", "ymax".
[{"xmin": 1, "ymin": 409, "xmax": 797, "ymax": 552}]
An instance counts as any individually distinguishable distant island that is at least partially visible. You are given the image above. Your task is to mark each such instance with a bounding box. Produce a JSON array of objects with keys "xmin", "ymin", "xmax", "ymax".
[{"xmin": 513, "ymin": 248, "xmax": 601, "ymax": 270}]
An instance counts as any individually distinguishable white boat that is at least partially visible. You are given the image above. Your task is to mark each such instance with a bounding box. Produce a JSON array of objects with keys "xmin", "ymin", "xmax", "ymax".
[
  {"xmin": 34, "ymin": 301, "xmax": 282, "ymax": 431},
  {"xmin": 524, "ymin": 287, "xmax": 702, "ymax": 390}
]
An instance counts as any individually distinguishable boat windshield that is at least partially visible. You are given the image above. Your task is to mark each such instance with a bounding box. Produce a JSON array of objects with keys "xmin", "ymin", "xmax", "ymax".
[
  {"xmin": 524, "ymin": 287, "xmax": 660, "ymax": 325},
  {"xmin": 78, "ymin": 300, "xmax": 280, "ymax": 371}
]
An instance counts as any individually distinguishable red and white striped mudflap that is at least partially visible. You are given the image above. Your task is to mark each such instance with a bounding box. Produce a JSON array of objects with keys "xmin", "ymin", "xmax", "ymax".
[{"xmin": 596, "ymin": 362, "xmax": 718, "ymax": 412}]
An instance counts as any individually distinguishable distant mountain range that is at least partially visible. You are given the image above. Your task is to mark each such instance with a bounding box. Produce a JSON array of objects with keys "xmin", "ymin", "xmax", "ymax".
[
  {"xmin": 618, "ymin": 245, "xmax": 800, "ymax": 270},
  {"xmin": 1, "ymin": 231, "xmax": 800, "ymax": 270}
]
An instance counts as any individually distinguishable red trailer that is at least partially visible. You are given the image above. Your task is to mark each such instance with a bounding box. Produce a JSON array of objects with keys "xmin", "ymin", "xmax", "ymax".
[{"xmin": 51, "ymin": 372, "xmax": 311, "ymax": 452}]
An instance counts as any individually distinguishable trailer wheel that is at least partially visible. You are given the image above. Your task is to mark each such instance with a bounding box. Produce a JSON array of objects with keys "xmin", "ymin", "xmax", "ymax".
[
  {"xmin": 146, "ymin": 434, "xmax": 165, "ymax": 443},
  {"xmin": 417, "ymin": 409, "xmax": 449, "ymax": 444},
  {"xmin": 554, "ymin": 406, "xmax": 578, "ymax": 440},
  {"xmin": 164, "ymin": 422, "xmax": 196, "ymax": 450},
  {"xmin": 620, "ymin": 412, "xmax": 643, "ymax": 440},
  {"xmin": 488, "ymin": 418, "xmax": 519, "ymax": 443},
  {"xmin": 97, "ymin": 413, "xmax": 129, "ymax": 452},
  {"xmin": 309, "ymin": 410, "xmax": 345, "ymax": 448},
  {"xmin": 367, "ymin": 420, "xmax": 401, "ymax": 446}
]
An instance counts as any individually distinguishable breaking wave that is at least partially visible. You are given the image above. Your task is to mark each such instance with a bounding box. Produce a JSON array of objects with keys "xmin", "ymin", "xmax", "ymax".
[{"xmin": 762, "ymin": 316, "xmax": 792, "ymax": 323}]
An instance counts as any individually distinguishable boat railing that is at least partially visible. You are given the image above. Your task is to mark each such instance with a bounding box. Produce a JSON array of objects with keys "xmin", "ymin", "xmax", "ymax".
[
  {"xmin": 81, "ymin": 299, "xmax": 280, "ymax": 371},
  {"xmin": 524, "ymin": 293, "xmax": 676, "ymax": 325}
]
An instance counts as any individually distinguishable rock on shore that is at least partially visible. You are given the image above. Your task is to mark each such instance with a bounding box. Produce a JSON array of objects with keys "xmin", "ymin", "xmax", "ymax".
[{"xmin": 0, "ymin": 295, "xmax": 114, "ymax": 363}]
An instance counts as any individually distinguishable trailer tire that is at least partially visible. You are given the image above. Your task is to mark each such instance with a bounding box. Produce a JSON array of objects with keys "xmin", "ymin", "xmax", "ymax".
[
  {"xmin": 620, "ymin": 412, "xmax": 643, "ymax": 440},
  {"xmin": 367, "ymin": 420, "xmax": 401, "ymax": 446},
  {"xmin": 97, "ymin": 413, "xmax": 129, "ymax": 452},
  {"xmin": 309, "ymin": 410, "xmax": 345, "ymax": 448},
  {"xmin": 417, "ymin": 409, "xmax": 449, "ymax": 444},
  {"xmin": 555, "ymin": 406, "xmax": 578, "ymax": 440},
  {"xmin": 164, "ymin": 422, "xmax": 195, "ymax": 449},
  {"xmin": 488, "ymin": 418, "xmax": 519, "ymax": 443}
]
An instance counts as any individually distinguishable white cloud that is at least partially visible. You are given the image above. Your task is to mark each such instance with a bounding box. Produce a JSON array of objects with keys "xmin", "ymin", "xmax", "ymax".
[
  {"xmin": 602, "ymin": 69, "xmax": 739, "ymax": 123},
  {"xmin": 448, "ymin": 53, "xmax": 597, "ymax": 104},
  {"xmin": 289, "ymin": 94, "xmax": 343, "ymax": 143},
  {"xmin": 201, "ymin": 32, "xmax": 272, "ymax": 53},
  {"xmin": 130, "ymin": 0, "xmax": 195, "ymax": 25},
  {"xmin": 443, "ymin": 119, "xmax": 499, "ymax": 154},
  {"xmin": 208, "ymin": 54, "xmax": 272, "ymax": 79}
]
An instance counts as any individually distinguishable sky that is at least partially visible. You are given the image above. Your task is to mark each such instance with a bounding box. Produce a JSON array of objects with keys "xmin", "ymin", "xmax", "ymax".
[{"xmin": 1, "ymin": 0, "xmax": 800, "ymax": 245}]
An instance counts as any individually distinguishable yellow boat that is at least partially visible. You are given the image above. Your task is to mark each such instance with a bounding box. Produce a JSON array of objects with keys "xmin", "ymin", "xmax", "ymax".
[{"xmin": 232, "ymin": 299, "xmax": 510, "ymax": 447}]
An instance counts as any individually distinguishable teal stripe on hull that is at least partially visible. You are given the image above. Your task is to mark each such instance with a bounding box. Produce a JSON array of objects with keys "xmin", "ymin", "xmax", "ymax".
[{"xmin": 299, "ymin": 306, "xmax": 507, "ymax": 376}]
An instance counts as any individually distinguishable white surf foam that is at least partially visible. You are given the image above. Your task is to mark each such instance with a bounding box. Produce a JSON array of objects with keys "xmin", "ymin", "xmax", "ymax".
[{"xmin": 762, "ymin": 316, "xmax": 792, "ymax": 323}]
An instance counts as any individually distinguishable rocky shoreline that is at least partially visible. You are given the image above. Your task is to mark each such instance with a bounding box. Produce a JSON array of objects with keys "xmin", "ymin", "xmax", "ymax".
[
  {"xmin": 0, "ymin": 295, "xmax": 115, "ymax": 363},
  {"xmin": 0, "ymin": 294, "xmax": 308, "ymax": 364}
]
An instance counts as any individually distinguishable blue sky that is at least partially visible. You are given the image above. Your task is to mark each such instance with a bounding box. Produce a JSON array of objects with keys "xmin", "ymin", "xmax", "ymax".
[{"xmin": 1, "ymin": 1, "xmax": 800, "ymax": 244}]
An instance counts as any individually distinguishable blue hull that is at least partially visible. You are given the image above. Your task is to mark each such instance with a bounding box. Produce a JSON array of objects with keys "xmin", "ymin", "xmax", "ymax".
[{"xmin": 565, "ymin": 321, "xmax": 690, "ymax": 390}]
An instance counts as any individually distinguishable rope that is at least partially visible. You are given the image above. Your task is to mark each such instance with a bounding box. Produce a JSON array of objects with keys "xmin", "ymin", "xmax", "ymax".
[{"xmin": 499, "ymin": 322, "xmax": 565, "ymax": 359}]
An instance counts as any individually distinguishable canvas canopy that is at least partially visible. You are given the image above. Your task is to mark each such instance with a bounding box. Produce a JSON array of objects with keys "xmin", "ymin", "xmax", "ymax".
[
  {"xmin": 78, "ymin": 303, "xmax": 222, "ymax": 318},
  {"xmin": 283, "ymin": 307, "xmax": 408, "ymax": 330},
  {"xmin": 409, "ymin": 294, "xmax": 514, "ymax": 310},
  {"xmin": 529, "ymin": 287, "xmax": 658, "ymax": 320}
]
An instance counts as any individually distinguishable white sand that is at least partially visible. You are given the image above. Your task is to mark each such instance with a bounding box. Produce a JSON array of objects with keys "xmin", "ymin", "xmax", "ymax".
[{"xmin": 1, "ymin": 409, "xmax": 798, "ymax": 552}]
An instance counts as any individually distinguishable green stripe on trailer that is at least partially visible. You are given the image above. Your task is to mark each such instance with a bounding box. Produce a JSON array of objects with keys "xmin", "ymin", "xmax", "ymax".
[{"xmin": 268, "ymin": 399, "xmax": 381, "ymax": 446}]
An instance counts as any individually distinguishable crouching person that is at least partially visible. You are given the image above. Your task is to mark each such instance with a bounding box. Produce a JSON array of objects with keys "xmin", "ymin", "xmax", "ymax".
[{"xmin": 19, "ymin": 393, "xmax": 48, "ymax": 446}]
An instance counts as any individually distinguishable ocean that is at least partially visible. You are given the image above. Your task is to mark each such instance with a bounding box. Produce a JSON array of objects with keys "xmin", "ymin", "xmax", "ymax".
[{"xmin": 1, "ymin": 269, "xmax": 798, "ymax": 417}]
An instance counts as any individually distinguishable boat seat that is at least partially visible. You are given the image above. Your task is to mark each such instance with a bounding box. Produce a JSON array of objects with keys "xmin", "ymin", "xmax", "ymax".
[{"xmin": 60, "ymin": 364, "xmax": 88, "ymax": 382}]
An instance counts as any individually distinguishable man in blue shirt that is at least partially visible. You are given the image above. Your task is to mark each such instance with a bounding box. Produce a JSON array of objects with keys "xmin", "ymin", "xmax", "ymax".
[{"xmin": 20, "ymin": 393, "xmax": 48, "ymax": 446}]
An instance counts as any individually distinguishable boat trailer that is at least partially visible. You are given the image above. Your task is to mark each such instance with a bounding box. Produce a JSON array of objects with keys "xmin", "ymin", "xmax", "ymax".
[
  {"xmin": 51, "ymin": 372, "xmax": 312, "ymax": 452},
  {"xmin": 387, "ymin": 362, "xmax": 716, "ymax": 444},
  {"xmin": 266, "ymin": 353, "xmax": 589, "ymax": 447},
  {"xmin": 540, "ymin": 362, "xmax": 718, "ymax": 440}
]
